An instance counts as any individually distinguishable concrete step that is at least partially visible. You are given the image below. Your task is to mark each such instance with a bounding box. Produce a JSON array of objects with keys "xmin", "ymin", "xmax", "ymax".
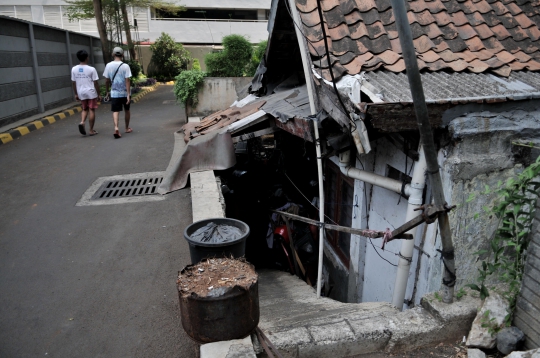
[{"xmin": 257, "ymin": 270, "xmax": 481, "ymax": 358}]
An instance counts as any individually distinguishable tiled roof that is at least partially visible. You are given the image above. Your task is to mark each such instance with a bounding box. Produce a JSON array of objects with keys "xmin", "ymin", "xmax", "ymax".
[{"xmin": 296, "ymin": 0, "xmax": 540, "ymax": 81}]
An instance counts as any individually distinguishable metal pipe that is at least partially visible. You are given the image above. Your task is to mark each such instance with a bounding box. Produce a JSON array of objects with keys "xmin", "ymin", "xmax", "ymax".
[
  {"xmin": 338, "ymin": 151, "xmax": 411, "ymax": 197},
  {"xmin": 392, "ymin": 146, "xmax": 427, "ymax": 309},
  {"xmin": 28, "ymin": 24, "xmax": 44, "ymax": 113},
  {"xmin": 391, "ymin": 0, "xmax": 456, "ymax": 303},
  {"xmin": 287, "ymin": 0, "xmax": 325, "ymax": 298}
]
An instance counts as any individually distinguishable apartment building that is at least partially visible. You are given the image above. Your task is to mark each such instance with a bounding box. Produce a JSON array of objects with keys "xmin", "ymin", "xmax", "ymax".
[{"xmin": 0, "ymin": 0, "xmax": 271, "ymax": 70}]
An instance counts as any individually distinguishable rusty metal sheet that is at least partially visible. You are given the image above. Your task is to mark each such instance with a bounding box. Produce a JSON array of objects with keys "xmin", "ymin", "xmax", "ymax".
[{"xmin": 157, "ymin": 130, "xmax": 236, "ymax": 193}]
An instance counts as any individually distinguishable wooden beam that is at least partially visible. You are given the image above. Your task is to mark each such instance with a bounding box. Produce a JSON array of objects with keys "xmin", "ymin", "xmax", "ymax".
[{"xmin": 232, "ymin": 126, "xmax": 278, "ymax": 143}]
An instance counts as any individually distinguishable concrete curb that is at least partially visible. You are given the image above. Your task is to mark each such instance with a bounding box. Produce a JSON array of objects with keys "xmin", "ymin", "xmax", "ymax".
[
  {"xmin": 0, "ymin": 106, "xmax": 83, "ymax": 146},
  {"xmin": 131, "ymin": 83, "xmax": 160, "ymax": 104}
]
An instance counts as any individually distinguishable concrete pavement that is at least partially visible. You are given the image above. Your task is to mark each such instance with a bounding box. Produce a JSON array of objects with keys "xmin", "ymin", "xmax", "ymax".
[{"xmin": 0, "ymin": 85, "xmax": 199, "ymax": 357}]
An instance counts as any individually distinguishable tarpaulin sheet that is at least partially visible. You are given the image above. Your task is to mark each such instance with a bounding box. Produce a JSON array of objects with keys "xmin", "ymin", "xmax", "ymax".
[{"xmin": 157, "ymin": 129, "xmax": 236, "ymax": 193}]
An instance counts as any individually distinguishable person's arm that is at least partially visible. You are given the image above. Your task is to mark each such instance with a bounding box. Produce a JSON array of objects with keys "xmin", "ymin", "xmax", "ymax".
[
  {"xmin": 105, "ymin": 78, "xmax": 111, "ymax": 100},
  {"xmin": 125, "ymin": 77, "xmax": 131, "ymax": 104},
  {"xmin": 72, "ymin": 81, "xmax": 79, "ymax": 101},
  {"xmin": 94, "ymin": 80, "xmax": 101, "ymax": 101}
]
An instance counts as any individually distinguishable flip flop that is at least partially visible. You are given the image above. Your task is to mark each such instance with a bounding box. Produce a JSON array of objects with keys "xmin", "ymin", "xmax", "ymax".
[
  {"xmin": 89, "ymin": 130, "xmax": 99, "ymax": 136},
  {"xmin": 78, "ymin": 124, "xmax": 86, "ymax": 135},
  {"xmin": 114, "ymin": 130, "xmax": 121, "ymax": 139},
  {"xmin": 126, "ymin": 128, "xmax": 133, "ymax": 133}
]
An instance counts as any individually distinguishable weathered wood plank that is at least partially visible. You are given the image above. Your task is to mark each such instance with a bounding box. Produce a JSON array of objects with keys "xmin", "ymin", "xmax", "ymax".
[
  {"xmin": 513, "ymin": 314, "xmax": 540, "ymax": 349},
  {"xmin": 274, "ymin": 117, "xmax": 314, "ymax": 142}
]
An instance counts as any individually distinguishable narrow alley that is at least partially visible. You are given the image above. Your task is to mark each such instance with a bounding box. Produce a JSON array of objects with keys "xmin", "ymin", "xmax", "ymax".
[{"xmin": 0, "ymin": 86, "xmax": 198, "ymax": 357}]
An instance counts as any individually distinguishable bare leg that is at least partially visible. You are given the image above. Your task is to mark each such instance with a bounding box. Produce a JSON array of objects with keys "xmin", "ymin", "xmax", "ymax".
[
  {"xmin": 81, "ymin": 109, "xmax": 88, "ymax": 125},
  {"xmin": 125, "ymin": 110, "xmax": 131, "ymax": 132},
  {"xmin": 88, "ymin": 109, "xmax": 96, "ymax": 132},
  {"xmin": 113, "ymin": 111, "xmax": 120, "ymax": 131}
]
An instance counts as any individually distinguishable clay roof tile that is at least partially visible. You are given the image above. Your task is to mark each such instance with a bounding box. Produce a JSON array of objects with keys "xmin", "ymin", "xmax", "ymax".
[
  {"xmin": 514, "ymin": 13, "xmax": 536, "ymax": 28},
  {"xmin": 456, "ymin": 24, "xmax": 481, "ymax": 39},
  {"xmin": 433, "ymin": 11, "xmax": 453, "ymax": 25},
  {"xmin": 465, "ymin": 11, "xmax": 487, "ymax": 26},
  {"xmin": 356, "ymin": 0, "xmax": 378, "ymax": 13},
  {"xmin": 301, "ymin": 0, "xmax": 540, "ymax": 79},
  {"xmin": 466, "ymin": 36, "xmax": 487, "ymax": 50},
  {"xmin": 507, "ymin": 26, "xmax": 530, "ymax": 41},
  {"xmin": 450, "ymin": 11, "xmax": 470, "ymax": 26},
  {"xmin": 525, "ymin": 25, "xmax": 540, "ymax": 40},
  {"xmin": 505, "ymin": 2, "xmax": 524, "ymax": 15},
  {"xmin": 474, "ymin": 23, "xmax": 496, "ymax": 39},
  {"xmin": 491, "ymin": 24, "xmax": 512, "ymax": 39}
]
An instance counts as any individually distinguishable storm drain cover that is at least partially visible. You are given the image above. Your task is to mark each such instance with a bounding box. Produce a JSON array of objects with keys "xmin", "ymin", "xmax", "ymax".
[
  {"xmin": 92, "ymin": 176, "xmax": 163, "ymax": 199},
  {"xmin": 77, "ymin": 172, "xmax": 167, "ymax": 206}
]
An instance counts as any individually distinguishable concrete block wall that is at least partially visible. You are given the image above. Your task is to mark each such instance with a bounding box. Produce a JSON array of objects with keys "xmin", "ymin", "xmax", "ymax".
[
  {"xmin": 0, "ymin": 15, "xmax": 103, "ymax": 127},
  {"xmin": 514, "ymin": 196, "xmax": 540, "ymax": 350},
  {"xmin": 187, "ymin": 77, "xmax": 253, "ymax": 117}
]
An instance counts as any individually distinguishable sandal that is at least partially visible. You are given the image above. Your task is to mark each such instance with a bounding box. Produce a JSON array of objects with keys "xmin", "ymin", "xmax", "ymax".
[
  {"xmin": 113, "ymin": 130, "xmax": 121, "ymax": 139},
  {"xmin": 78, "ymin": 124, "xmax": 86, "ymax": 135},
  {"xmin": 126, "ymin": 128, "xmax": 133, "ymax": 133}
]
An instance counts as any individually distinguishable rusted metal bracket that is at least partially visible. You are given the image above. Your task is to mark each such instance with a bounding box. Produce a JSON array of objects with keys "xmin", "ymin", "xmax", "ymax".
[{"xmin": 389, "ymin": 204, "xmax": 456, "ymax": 240}]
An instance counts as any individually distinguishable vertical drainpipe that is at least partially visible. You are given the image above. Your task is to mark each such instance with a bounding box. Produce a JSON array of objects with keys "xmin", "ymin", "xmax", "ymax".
[
  {"xmin": 390, "ymin": 0, "xmax": 456, "ymax": 303},
  {"xmin": 66, "ymin": 31, "xmax": 75, "ymax": 97},
  {"xmin": 29, "ymin": 23, "xmax": 44, "ymax": 113},
  {"xmin": 286, "ymin": 0, "xmax": 326, "ymax": 298},
  {"xmin": 392, "ymin": 146, "xmax": 427, "ymax": 309}
]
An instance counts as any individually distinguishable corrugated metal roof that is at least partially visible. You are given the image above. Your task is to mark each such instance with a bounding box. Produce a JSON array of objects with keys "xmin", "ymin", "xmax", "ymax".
[{"xmin": 363, "ymin": 70, "xmax": 540, "ymax": 103}]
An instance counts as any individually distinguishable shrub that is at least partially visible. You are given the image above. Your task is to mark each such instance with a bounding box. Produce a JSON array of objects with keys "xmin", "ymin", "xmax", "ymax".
[
  {"xmin": 150, "ymin": 33, "xmax": 191, "ymax": 80},
  {"xmin": 205, "ymin": 34, "xmax": 253, "ymax": 77},
  {"xmin": 126, "ymin": 59, "xmax": 142, "ymax": 78},
  {"xmin": 192, "ymin": 58, "xmax": 201, "ymax": 71},
  {"xmin": 247, "ymin": 40, "xmax": 268, "ymax": 76},
  {"xmin": 174, "ymin": 70, "xmax": 206, "ymax": 106}
]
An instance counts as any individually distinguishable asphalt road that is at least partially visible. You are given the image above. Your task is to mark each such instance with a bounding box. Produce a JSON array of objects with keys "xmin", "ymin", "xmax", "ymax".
[{"xmin": 0, "ymin": 86, "xmax": 199, "ymax": 357}]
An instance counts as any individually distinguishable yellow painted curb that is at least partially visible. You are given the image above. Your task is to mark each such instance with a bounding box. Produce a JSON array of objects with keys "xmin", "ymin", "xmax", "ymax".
[
  {"xmin": 15, "ymin": 127, "xmax": 30, "ymax": 136},
  {"xmin": 31, "ymin": 121, "xmax": 44, "ymax": 129},
  {"xmin": 0, "ymin": 133, "xmax": 13, "ymax": 144}
]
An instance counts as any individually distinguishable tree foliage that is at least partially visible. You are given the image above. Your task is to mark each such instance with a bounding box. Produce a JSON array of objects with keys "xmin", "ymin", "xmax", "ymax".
[
  {"xmin": 65, "ymin": 0, "xmax": 184, "ymax": 63},
  {"xmin": 205, "ymin": 35, "xmax": 253, "ymax": 77},
  {"xmin": 192, "ymin": 58, "xmax": 202, "ymax": 71},
  {"xmin": 174, "ymin": 70, "xmax": 206, "ymax": 106},
  {"xmin": 149, "ymin": 33, "xmax": 191, "ymax": 80},
  {"xmin": 246, "ymin": 40, "xmax": 267, "ymax": 76}
]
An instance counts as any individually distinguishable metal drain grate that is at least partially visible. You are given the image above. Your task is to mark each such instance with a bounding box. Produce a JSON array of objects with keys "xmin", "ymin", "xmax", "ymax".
[{"xmin": 92, "ymin": 176, "xmax": 163, "ymax": 200}]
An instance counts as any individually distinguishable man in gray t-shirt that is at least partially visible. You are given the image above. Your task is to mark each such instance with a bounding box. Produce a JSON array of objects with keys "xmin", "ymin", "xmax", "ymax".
[{"xmin": 103, "ymin": 47, "xmax": 132, "ymax": 139}]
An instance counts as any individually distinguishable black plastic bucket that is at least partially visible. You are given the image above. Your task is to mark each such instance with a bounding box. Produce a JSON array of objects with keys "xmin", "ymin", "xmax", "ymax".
[{"xmin": 183, "ymin": 218, "xmax": 250, "ymax": 264}]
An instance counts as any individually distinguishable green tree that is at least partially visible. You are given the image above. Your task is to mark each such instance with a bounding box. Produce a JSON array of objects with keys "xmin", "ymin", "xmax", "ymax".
[
  {"xmin": 192, "ymin": 58, "xmax": 201, "ymax": 71},
  {"xmin": 149, "ymin": 32, "xmax": 191, "ymax": 80},
  {"xmin": 65, "ymin": 0, "xmax": 184, "ymax": 63},
  {"xmin": 247, "ymin": 40, "xmax": 267, "ymax": 76},
  {"xmin": 205, "ymin": 34, "xmax": 253, "ymax": 77}
]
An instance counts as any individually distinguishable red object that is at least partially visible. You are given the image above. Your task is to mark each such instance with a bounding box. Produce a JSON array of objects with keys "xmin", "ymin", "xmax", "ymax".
[{"xmin": 274, "ymin": 225, "xmax": 289, "ymax": 243}]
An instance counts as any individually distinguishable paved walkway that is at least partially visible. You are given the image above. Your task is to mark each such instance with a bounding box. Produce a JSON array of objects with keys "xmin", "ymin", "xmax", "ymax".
[{"xmin": 0, "ymin": 86, "xmax": 198, "ymax": 357}]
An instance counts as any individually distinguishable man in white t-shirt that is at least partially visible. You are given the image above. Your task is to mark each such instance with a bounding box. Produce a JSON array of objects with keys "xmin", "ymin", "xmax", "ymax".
[
  {"xmin": 71, "ymin": 50, "xmax": 101, "ymax": 136},
  {"xmin": 103, "ymin": 47, "xmax": 132, "ymax": 139}
]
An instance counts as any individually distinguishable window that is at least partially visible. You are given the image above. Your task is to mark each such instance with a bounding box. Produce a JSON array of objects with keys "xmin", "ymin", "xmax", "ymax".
[{"xmin": 325, "ymin": 161, "xmax": 354, "ymax": 267}]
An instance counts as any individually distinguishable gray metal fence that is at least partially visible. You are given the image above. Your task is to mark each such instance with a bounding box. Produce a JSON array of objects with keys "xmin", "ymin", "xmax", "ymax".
[
  {"xmin": 515, "ymin": 197, "xmax": 540, "ymax": 350},
  {"xmin": 0, "ymin": 15, "xmax": 104, "ymax": 128}
]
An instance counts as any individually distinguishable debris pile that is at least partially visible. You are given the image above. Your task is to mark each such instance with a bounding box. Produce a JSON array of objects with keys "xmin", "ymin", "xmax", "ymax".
[{"xmin": 177, "ymin": 258, "xmax": 257, "ymax": 298}]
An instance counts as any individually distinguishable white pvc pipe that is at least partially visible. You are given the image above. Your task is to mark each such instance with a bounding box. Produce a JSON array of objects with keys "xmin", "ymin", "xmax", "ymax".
[
  {"xmin": 286, "ymin": 0, "xmax": 325, "ymax": 298},
  {"xmin": 391, "ymin": 146, "xmax": 427, "ymax": 310},
  {"xmin": 338, "ymin": 151, "xmax": 411, "ymax": 197}
]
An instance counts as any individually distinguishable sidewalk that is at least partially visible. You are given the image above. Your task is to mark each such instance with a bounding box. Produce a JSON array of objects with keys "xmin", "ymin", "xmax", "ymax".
[{"xmin": 0, "ymin": 83, "xmax": 160, "ymax": 145}]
